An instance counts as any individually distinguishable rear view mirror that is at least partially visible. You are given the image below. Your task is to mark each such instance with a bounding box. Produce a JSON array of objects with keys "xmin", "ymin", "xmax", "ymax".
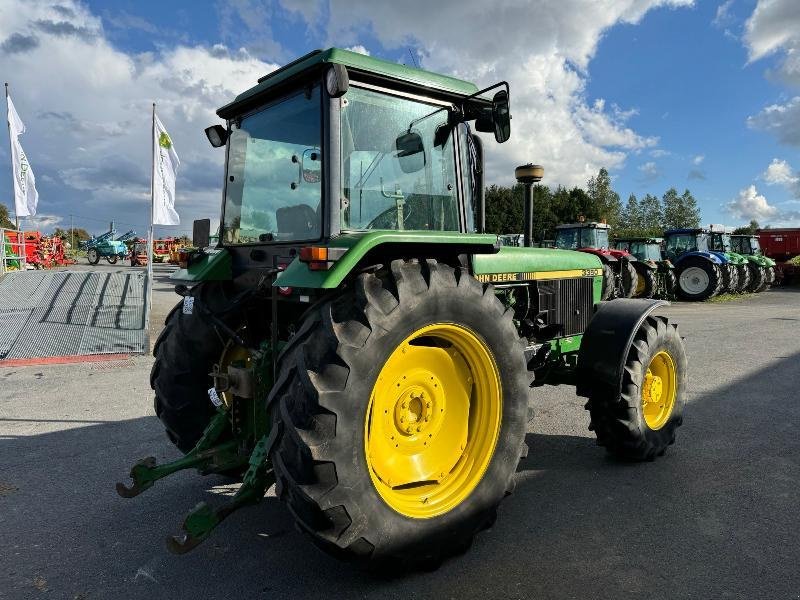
[
  {"xmin": 492, "ymin": 90, "xmax": 511, "ymax": 143},
  {"xmin": 205, "ymin": 125, "xmax": 228, "ymax": 148},
  {"xmin": 396, "ymin": 131, "xmax": 426, "ymax": 173},
  {"xmin": 193, "ymin": 218, "xmax": 210, "ymax": 248}
]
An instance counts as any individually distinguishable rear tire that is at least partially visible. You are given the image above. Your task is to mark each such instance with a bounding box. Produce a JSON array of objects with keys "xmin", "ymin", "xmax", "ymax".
[
  {"xmin": 632, "ymin": 263, "xmax": 656, "ymax": 299},
  {"xmin": 736, "ymin": 264, "xmax": 750, "ymax": 293},
  {"xmin": 620, "ymin": 260, "xmax": 638, "ymax": 298},
  {"xmin": 586, "ymin": 315, "xmax": 686, "ymax": 460},
  {"xmin": 676, "ymin": 257, "xmax": 721, "ymax": 301},
  {"xmin": 719, "ymin": 264, "xmax": 736, "ymax": 294},
  {"xmin": 269, "ymin": 259, "xmax": 530, "ymax": 570},
  {"xmin": 601, "ymin": 264, "xmax": 615, "ymax": 301},
  {"xmin": 746, "ymin": 263, "xmax": 765, "ymax": 293},
  {"xmin": 151, "ymin": 282, "xmax": 239, "ymax": 452}
]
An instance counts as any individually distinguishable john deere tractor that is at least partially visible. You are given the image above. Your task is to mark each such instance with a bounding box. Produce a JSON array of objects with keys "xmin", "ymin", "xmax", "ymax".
[
  {"xmin": 553, "ymin": 221, "xmax": 639, "ymax": 300},
  {"xmin": 612, "ymin": 237, "xmax": 676, "ymax": 299},
  {"xmin": 707, "ymin": 225, "xmax": 751, "ymax": 293},
  {"xmin": 730, "ymin": 234, "xmax": 776, "ymax": 292},
  {"xmin": 118, "ymin": 48, "xmax": 687, "ymax": 570}
]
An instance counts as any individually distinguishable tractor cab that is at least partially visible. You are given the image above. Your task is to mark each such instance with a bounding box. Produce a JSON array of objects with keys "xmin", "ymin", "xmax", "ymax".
[
  {"xmin": 187, "ymin": 48, "xmax": 513, "ymax": 283},
  {"xmin": 663, "ymin": 228, "xmax": 711, "ymax": 261},
  {"xmin": 613, "ymin": 237, "xmax": 664, "ymax": 264},
  {"xmin": 554, "ymin": 222, "xmax": 610, "ymax": 252},
  {"xmin": 731, "ymin": 234, "xmax": 763, "ymax": 256},
  {"xmin": 555, "ymin": 222, "xmax": 639, "ymax": 299}
]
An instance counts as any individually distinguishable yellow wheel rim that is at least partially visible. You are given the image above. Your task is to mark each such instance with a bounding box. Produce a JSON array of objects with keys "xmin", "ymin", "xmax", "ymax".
[
  {"xmin": 635, "ymin": 272, "xmax": 646, "ymax": 295},
  {"xmin": 364, "ymin": 323, "xmax": 502, "ymax": 519},
  {"xmin": 641, "ymin": 350, "xmax": 677, "ymax": 430}
]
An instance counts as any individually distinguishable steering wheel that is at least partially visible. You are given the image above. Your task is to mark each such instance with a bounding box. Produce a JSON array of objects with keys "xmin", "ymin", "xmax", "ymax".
[{"xmin": 366, "ymin": 203, "xmax": 414, "ymax": 230}]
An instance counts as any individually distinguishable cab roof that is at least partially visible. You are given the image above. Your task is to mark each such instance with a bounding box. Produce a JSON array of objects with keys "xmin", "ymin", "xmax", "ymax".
[
  {"xmin": 217, "ymin": 48, "xmax": 479, "ymax": 119},
  {"xmin": 555, "ymin": 222, "xmax": 610, "ymax": 230},
  {"xmin": 614, "ymin": 237, "xmax": 663, "ymax": 244}
]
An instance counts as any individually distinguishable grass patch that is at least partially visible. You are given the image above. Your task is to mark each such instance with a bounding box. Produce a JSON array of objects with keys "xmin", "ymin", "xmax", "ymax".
[{"xmin": 706, "ymin": 292, "xmax": 755, "ymax": 303}]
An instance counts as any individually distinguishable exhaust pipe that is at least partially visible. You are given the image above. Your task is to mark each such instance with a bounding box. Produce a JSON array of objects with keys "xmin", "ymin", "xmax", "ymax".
[{"xmin": 515, "ymin": 164, "xmax": 544, "ymax": 247}]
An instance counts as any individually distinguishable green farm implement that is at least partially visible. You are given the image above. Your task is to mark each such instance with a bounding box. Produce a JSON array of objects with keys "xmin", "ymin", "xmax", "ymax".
[{"xmin": 118, "ymin": 48, "xmax": 688, "ymax": 570}]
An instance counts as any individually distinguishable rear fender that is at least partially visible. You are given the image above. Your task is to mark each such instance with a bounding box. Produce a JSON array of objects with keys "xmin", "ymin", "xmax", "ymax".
[
  {"xmin": 576, "ymin": 298, "xmax": 669, "ymax": 398},
  {"xmin": 674, "ymin": 251, "xmax": 722, "ymax": 266}
]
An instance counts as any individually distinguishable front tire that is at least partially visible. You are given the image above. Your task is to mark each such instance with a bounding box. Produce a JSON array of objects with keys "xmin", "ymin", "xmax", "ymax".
[
  {"xmin": 107, "ymin": 255, "xmax": 118, "ymax": 264},
  {"xmin": 269, "ymin": 259, "xmax": 530, "ymax": 569},
  {"xmin": 586, "ymin": 315, "xmax": 686, "ymax": 460},
  {"xmin": 87, "ymin": 248, "xmax": 99, "ymax": 265}
]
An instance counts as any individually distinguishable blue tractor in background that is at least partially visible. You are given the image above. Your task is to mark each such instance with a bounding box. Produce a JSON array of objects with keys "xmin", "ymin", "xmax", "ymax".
[
  {"xmin": 663, "ymin": 228, "xmax": 728, "ymax": 301},
  {"xmin": 80, "ymin": 225, "xmax": 130, "ymax": 265}
]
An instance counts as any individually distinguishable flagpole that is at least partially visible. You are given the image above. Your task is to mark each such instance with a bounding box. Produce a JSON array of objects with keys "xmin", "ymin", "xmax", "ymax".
[
  {"xmin": 4, "ymin": 82, "xmax": 18, "ymax": 231},
  {"xmin": 146, "ymin": 102, "xmax": 155, "ymax": 344}
]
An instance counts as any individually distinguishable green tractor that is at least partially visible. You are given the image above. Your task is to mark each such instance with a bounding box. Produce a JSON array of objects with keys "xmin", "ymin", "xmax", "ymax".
[
  {"xmin": 118, "ymin": 48, "xmax": 688, "ymax": 570},
  {"xmin": 730, "ymin": 234, "xmax": 776, "ymax": 292},
  {"xmin": 707, "ymin": 225, "xmax": 751, "ymax": 293},
  {"xmin": 612, "ymin": 237, "xmax": 677, "ymax": 299}
]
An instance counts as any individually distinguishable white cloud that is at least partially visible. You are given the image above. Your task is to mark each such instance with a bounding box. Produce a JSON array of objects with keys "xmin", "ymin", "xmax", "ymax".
[
  {"xmin": 744, "ymin": 0, "xmax": 800, "ymax": 85},
  {"xmin": 692, "ymin": 154, "xmax": 705, "ymax": 165},
  {"xmin": 345, "ymin": 45, "xmax": 370, "ymax": 56},
  {"xmin": 283, "ymin": 0, "xmax": 692, "ymax": 186},
  {"xmin": 747, "ymin": 96, "xmax": 800, "ymax": 146},
  {"xmin": 762, "ymin": 158, "xmax": 800, "ymax": 197},
  {"xmin": 0, "ymin": 0, "xmax": 696, "ymax": 231},
  {"xmin": 650, "ymin": 148, "xmax": 671, "ymax": 158},
  {"xmin": 713, "ymin": 0, "xmax": 734, "ymax": 27},
  {"xmin": 0, "ymin": 0, "xmax": 278, "ymax": 232},
  {"xmin": 638, "ymin": 161, "xmax": 661, "ymax": 183},
  {"xmin": 726, "ymin": 184, "xmax": 779, "ymax": 220}
]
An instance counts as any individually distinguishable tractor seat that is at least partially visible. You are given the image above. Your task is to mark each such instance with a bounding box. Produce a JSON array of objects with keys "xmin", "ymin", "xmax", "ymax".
[{"xmin": 276, "ymin": 204, "xmax": 319, "ymax": 238}]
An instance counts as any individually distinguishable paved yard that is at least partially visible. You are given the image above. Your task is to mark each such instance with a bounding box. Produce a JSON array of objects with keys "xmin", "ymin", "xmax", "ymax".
[{"xmin": 1, "ymin": 285, "xmax": 798, "ymax": 599}]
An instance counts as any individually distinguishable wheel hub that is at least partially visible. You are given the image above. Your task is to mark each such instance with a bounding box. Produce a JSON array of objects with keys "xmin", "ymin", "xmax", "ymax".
[
  {"xmin": 365, "ymin": 323, "xmax": 501, "ymax": 518},
  {"xmin": 640, "ymin": 350, "xmax": 677, "ymax": 430}
]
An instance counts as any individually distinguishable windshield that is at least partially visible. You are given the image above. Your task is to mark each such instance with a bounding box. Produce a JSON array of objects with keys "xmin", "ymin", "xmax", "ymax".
[
  {"xmin": 750, "ymin": 237, "xmax": 761, "ymax": 253},
  {"xmin": 222, "ymin": 85, "xmax": 322, "ymax": 244},
  {"xmin": 629, "ymin": 242, "xmax": 662, "ymax": 262},
  {"xmin": 665, "ymin": 233, "xmax": 698, "ymax": 258},
  {"xmin": 340, "ymin": 86, "xmax": 463, "ymax": 231},
  {"xmin": 555, "ymin": 227, "xmax": 607, "ymax": 249}
]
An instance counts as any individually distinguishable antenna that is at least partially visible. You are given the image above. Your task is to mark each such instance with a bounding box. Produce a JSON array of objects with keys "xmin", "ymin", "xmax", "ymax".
[{"xmin": 407, "ymin": 48, "xmax": 419, "ymax": 69}]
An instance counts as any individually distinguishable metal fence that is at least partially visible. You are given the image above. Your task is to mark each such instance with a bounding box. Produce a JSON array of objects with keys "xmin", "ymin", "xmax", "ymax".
[{"xmin": 0, "ymin": 227, "xmax": 27, "ymax": 275}]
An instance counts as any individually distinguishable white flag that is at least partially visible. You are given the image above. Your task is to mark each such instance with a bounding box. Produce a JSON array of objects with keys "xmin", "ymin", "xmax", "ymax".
[
  {"xmin": 152, "ymin": 113, "xmax": 180, "ymax": 225},
  {"xmin": 7, "ymin": 95, "xmax": 38, "ymax": 217}
]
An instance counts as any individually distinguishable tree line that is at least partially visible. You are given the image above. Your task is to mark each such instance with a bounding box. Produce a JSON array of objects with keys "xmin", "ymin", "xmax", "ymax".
[{"xmin": 485, "ymin": 168, "xmax": 702, "ymax": 241}]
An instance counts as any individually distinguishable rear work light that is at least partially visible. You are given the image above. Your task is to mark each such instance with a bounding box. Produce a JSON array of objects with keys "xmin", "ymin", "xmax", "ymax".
[{"xmin": 299, "ymin": 246, "xmax": 347, "ymax": 271}]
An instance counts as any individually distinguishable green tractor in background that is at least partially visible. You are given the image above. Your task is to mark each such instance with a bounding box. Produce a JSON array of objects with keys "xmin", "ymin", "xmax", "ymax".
[
  {"xmin": 118, "ymin": 48, "xmax": 687, "ymax": 570},
  {"xmin": 707, "ymin": 225, "xmax": 752, "ymax": 293},
  {"xmin": 612, "ymin": 237, "xmax": 677, "ymax": 299},
  {"xmin": 730, "ymin": 234, "xmax": 776, "ymax": 292}
]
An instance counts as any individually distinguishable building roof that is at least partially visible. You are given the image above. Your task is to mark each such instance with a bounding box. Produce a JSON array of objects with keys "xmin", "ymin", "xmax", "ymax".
[{"xmin": 217, "ymin": 48, "xmax": 479, "ymax": 118}]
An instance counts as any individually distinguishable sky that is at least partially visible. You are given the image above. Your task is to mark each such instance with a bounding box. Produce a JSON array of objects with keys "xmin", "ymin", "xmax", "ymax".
[{"xmin": 0, "ymin": 0, "xmax": 799, "ymax": 237}]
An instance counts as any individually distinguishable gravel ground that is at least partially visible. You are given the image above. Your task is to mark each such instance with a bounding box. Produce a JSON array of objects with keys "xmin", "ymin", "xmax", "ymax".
[{"xmin": 1, "ymin": 281, "xmax": 798, "ymax": 600}]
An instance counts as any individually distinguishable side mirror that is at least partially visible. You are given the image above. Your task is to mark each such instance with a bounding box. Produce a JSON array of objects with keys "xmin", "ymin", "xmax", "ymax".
[
  {"xmin": 192, "ymin": 218, "xmax": 211, "ymax": 248},
  {"xmin": 326, "ymin": 64, "xmax": 349, "ymax": 98},
  {"xmin": 205, "ymin": 125, "xmax": 228, "ymax": 148},
  {"xmin": 301, "ymin": 148, "xmax": 321, "ymax": 183},
  {"xmin": 395, "ymin": 131, "xmax": 426, "ymax": 173},
  {"xmin": 492, "ymin": 90, "xmax": 511, "ymax": 143}
]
